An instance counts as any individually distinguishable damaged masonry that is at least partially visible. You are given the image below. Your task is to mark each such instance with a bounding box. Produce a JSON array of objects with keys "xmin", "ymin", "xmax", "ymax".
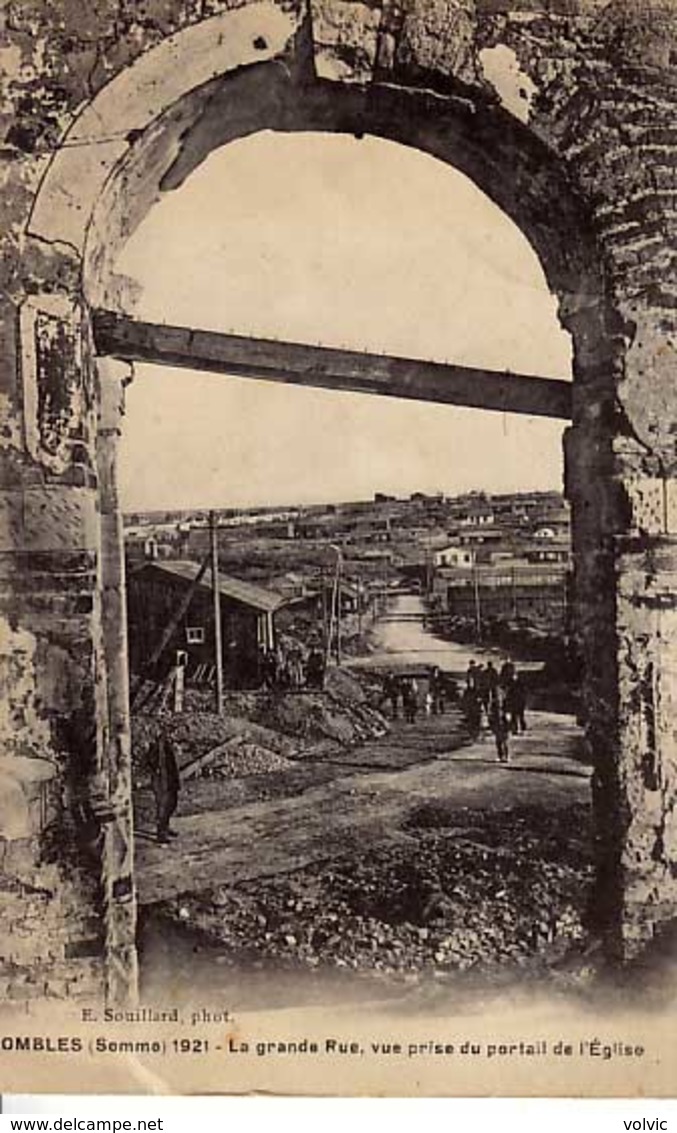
[{"xmin": 2, "ymin": 0, "xmax": 677, "ymax": 1010}]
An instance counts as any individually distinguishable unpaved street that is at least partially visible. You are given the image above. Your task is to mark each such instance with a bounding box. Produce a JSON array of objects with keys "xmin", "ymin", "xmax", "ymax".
[
  {"xmin": 135, "ymin": 595, "xmax": 590, "ymax": 1003},
  {"xmin": 136, "ymin": 709, "xmax": 588, "ymax": 905},
  {"xmin": 351, "ymin": 592, "xmax": 506, "ymax": 673}
]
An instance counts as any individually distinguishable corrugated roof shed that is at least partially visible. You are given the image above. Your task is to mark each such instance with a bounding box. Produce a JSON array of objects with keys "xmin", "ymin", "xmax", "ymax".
[{"xmin": 143, "ymin": 561, "xmax": 286, "ymax": 613}]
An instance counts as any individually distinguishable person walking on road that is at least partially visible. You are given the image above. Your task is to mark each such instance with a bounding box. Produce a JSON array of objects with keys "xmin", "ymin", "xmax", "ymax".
[
  {"xmin": 475, "ymin": 665, "xmax": 490, "ymax": 715},
  {"xmin": 488, "ymin": 688, "xmax": 510, "ymax": 763},
  {"xmin": 506, "ymin": 673, "xmax": 528, "ymax": 734},
  {"xmin": 402, "ymin": 676, "xmax": 419, "ymax": 723},
  {"xmin": 429, "ymin": 666, "xmax": 446, "ymax": 715},
  {"xmin": 466, "ymin": 660, "xmax": 479, "ymax": 693},
  {"xmin": 461, "ymin": 682, "xmax": 482, "ymax": 741},
  {"xmin": 379, "ymin": 672, "xmax": 401, "ymax": 720},
  {"xmin": 499, "ymin": 659, "xmax": 515, "ymax": 690},
  {"xmin": 485, "ymin": 661, "xmax": 499, "ymax": 698}
]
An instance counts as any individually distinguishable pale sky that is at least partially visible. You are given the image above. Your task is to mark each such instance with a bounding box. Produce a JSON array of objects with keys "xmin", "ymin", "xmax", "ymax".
[{"xmin": 116, "ymin": 132, "xmax": 572, "ymax": 511}]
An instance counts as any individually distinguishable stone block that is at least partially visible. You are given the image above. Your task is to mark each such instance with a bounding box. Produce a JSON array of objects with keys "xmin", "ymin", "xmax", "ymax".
[
  {"xmin": 310, "ymin": 0, "xmax": 382, "ymax": 82},
  {"xmin": 394, "ymin": 0, "xmax": 476, "ymax": 78}
]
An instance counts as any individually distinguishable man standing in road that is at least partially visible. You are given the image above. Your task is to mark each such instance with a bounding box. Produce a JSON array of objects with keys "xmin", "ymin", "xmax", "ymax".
[
  {"xmin": 488, "ymin": 688, "xmax": 510, "ymax": 763},
  {"xmin": 402, "ymin": 676, "xmax": 419, "ymax": 723},
  {"xmin": 499, "ymin": 658, "xmax": 515, "ymax": 690},
  {"xmin": 148, "ymin": 731, "xmax": 181, "ymax": 845},
  {"xmin": 506, "ymin": 673, "xmax": 528, "ymax": 733},
  {"xmin": 466, "ymin": 660, "xmax": 479, "ymax": 692},
  {"xmin": 485, "ymin": 661, "xmax": 499, "ymax": 698},
  {"xmin": 429, "ymin": 666, "xmax": 446, "ymax": 715}
]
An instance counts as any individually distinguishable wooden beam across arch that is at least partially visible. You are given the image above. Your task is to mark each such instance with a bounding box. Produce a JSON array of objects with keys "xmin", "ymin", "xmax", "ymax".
[{"xmin": 92, "ymin": 310, "xmax": 573, "ymax": 421}]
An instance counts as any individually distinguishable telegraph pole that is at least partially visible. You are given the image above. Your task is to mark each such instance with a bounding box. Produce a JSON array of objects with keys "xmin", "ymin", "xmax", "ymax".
[
  {"xmin": 209, "ymin": 510, "xmax": 224, "ymax": 714},
  {"xmin": 327, "ymin": 545, "xmax": 343, "ymax": 666},
  {"xmin": 321, "ymin": 569, "xmax": 329, "ymax": 643},
  {"xmin": 334, "ymin": 547, "xmax": 342, "ymax": 665},
  {"xmin": 472, "ymin": 553, "xmax": 482, "ymax": 642}
]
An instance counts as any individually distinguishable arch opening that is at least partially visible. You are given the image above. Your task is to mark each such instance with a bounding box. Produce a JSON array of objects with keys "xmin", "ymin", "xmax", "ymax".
[
  {"xmin": 16, "ymin": 20, "xmax": 640, "ymax": 1010},
  {"xmin": 114, "ymin": 129, "xmax": 574, "ymax": 513},
  {"xmin": 108, "ymin": 128, "xmax": 589, "ymax": 996}
]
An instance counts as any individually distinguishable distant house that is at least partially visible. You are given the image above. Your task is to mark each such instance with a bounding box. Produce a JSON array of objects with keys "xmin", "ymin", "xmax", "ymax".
[
  {"xmin": 458, "ymin": 500, "xmax": 495, "ymax": 527},
  {"xmin": 127, "ymin": 560, "xmax": 286, "ymax": 689},
  {"xmin": 433, "ymin": 546, "xmax": 474, "ymax": 568},
  {"xmin": 524, "ymin": 541, "xmax": 571, "ymax": 565},
  {"xmin": 457, "ymin": 527, "xmax": 503, "ymax": 548},
  {"xmin": 267, "ymin": 572, "xmax": 312, "ymax": 600},
  {"xmin": 317, "ymin": 578, "xmax": 364, "ymax": 615},
  {"xmin": 435, "ymin": 561, "xmax": 569, "ymax": 631},
  {"xmin": 338, "ymin": 515, "xmax": 392, "ymax": 542}
]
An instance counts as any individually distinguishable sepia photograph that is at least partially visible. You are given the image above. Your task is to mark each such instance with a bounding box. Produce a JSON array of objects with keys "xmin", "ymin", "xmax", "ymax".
[{"xmin": 1, "ymin": 0, "xmax": 676, "ymax": 1098}]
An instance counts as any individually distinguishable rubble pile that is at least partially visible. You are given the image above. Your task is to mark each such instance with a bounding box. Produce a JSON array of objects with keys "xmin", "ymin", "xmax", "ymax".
[
  {"xmin": 257, "ymin": 694, "xmax": 364, "ymax": 747},
  {"xmin": 132, "ymin": 668, "xmax": 386, "ymax": 786},
  {"xmin": 246, "ymin": 670, "xmax": 388, "ymax": 751},
  {"xmin": 132, "ymin": 710, "xmax": 298, "ymax": 786},
  {"xmin": 403, "ymin": 802, "xmax": 592, "ymax": 868},
  {"xmin": 160, "ymin": 804, "xmax": 592, "ymax": 978},
  {"xmin": 186, "ymin": 737, "xmax": 294, "ymax": 779},
  {"xmin": 181, "ymin": 669, "xmax": 386, "ymax": 753}
]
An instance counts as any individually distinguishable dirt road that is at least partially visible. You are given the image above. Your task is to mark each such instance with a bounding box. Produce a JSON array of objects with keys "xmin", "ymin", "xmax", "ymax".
[
  {"xmin": 351, "ymin": 592, "xmax": 507, "ymax": 673},
  {"xmin": 135, "ymin": 709, "xmax": 588, "ymax": 905}
]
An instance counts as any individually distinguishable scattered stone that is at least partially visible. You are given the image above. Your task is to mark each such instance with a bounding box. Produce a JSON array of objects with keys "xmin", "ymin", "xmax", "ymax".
[{"xmin": 156, "ymin": 804, "xmax": 592, "ymax": 983}]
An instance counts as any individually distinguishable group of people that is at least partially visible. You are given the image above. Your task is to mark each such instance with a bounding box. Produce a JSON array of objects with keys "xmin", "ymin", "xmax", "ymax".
[
  {"xmin": 380, "ymin": 673, "xmax": 421, "ymax": 723},
  {"xmin": 379, "ymin": 666, "xmax": 456, "ymax": 724},
  {"xmin": 461, "ymin": 658, "xmax": 527, "ymax": 762},
  {"xmin": 379, "ymin": 657, "xmax": 528, "ymax": 764},
  {"xmin": 258, "ymin": 641, "xmax": 326, "ymax": 692}
]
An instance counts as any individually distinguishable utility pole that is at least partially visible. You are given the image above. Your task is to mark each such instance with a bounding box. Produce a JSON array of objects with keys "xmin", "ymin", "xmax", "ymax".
[
  {"xmin": 472, "ymin": 553, "xmax": 482, "ymax": 642},
  {"xmin": 327, "ymin": 544, "xmax": 342, "ymax": 666},
  {"xmin": 334, "ymin": 549, "xmax": 342, "ymax": 665},
  {"xmin": 321, "ymin": 569, "xmax": 329, "ymax": 644},
  {"xmin": 209, "ymin": 510, "xmax": 224, "ymax": 715},
  {"xmin": 357, "ymin": 582, "xmax": 363, "ymax": 639}
]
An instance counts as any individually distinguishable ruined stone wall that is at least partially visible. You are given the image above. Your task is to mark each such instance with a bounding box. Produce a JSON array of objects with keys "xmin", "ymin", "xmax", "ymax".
[{"xmin": 1, "ymin": 0, "xmax": 677, "ymax": 1001}]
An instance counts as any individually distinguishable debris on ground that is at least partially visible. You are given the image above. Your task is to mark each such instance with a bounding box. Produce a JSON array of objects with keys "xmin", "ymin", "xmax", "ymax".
[
  {"xmin": 132, "ymin": 711, "xmax": 298, "ymax": 785},
  {"xmin": 132, "ymin": 668, "xmax": 389, "ymax": 789},
  {"xmin": 183, "ymin": 737, "xmax": 294, "ymax": 780},
  {"xmin": 156, "ymin": 803, "xmax": 592, "ymax": 981}
]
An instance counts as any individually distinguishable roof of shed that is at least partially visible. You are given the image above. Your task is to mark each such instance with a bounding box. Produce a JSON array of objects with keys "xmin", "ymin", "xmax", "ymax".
[{"xmin": 144, "ymin": 560, "xmax": 286, "ymax": 613}]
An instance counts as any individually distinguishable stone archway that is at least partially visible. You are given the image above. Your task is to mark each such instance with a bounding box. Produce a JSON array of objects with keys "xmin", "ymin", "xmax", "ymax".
[{"xmin": 3, "ymin": 0, "xmax": 677, "ymax": 1005}]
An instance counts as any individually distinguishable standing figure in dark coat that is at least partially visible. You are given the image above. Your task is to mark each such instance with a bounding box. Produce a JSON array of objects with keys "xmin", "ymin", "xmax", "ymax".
[
  {"xmin": 475, "ymin": 665, "xmax": 490, "ymax": 714},
  {"xmin": 287, "ymin": 644, "xmax": 304, "ymax": 690},
  {"xmin": 461, "ymin": 683, "xmax": 482, "ymax": 741},
  {"xmin": 379, "ymin": 672, "xmax": 401, "ymax": 719},
  {"xmin": 488, "ymin": 689, "xmax": 510, "ymax": 762},
  {"xmin": 402, "ymin": 676, "xmax": 419, "ymax": 723},
  {"xmin": 506, "ymin": 673, "xmax": 528, "ymax": 733},
  {"xmin": 260, "ymin": 647, "xmax": 278, "ymax": 690},
  {"xmin": 485, "ymin": 661, "xmax": 499, "ymax": 698},
  {"xmin": 499, "ymin": 659, "xmax": 515, "ymax": 690},
  {"xmin": 306, "ymin": 647, "xmax": 326, "ymax": 689},
  {"xmin": 148, "ymin": 733, "xmax": 180, "ymax": 844},
  {"xmin": 429, "ymin": 666, "xmax": 446, "ymax": 715}
]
